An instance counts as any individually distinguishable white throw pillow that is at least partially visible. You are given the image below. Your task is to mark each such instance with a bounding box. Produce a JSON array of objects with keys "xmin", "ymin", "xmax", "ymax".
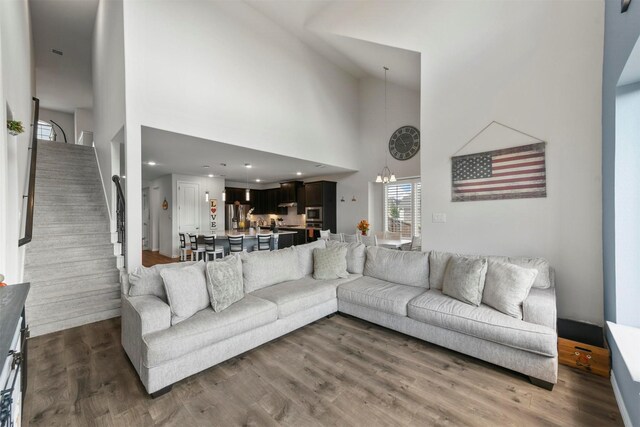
[
  {"xmin": 313, "ymin": 247, "xmax": 349, "ymax": 280},
  {"xmin": 294, "ymin": 240, "xmax": 327, "ymax": 276},
  {"xmin": 128, "ymin": 260, "xmax": 200, "ymax": 301},
  {"xmin": 206, "ymin": 255, "xmax": 244, "ymax": 312},
  {"xmin": 442, "ymin": 256, "xmax": 488, "ymax": 306},
  {"xmin": 326, "ymin": 240, "xmax": 366, "ymax": 274},
  {"xmin": 482, "ymin": 261, "xmax": 538, "ymax": 319},
  {"xmin": 160, "ymin": 262, "xmax": 209, "ymax": 325}
]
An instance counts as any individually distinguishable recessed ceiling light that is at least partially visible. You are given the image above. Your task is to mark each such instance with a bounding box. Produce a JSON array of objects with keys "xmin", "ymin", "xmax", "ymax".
[
  {"xmin": 296, "ymin": 171, "xmax": 302, "ymax": 176},
  {"xmin": 147, "ymin": 161, "xmax": 156, "ymax": 166},
  {"xmin": 202, "ymin": 165, "xmax": 210, "ymax": 169},
  {"xmin": 255, "ymin": 178, "xmax": 261, "ymax": 182},
  {"xmin": 208, "ymin": 174, "xmax": 214, "ymax": 178},
  {"xmin": 245, "ymin": 163, "xmax": 252, "ymax": 168}
]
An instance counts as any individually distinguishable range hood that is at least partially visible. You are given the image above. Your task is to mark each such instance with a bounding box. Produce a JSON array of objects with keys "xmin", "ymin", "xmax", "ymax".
[{"xmin": 278, "ymin": 202, "xmax": 297, "ymax": 208}]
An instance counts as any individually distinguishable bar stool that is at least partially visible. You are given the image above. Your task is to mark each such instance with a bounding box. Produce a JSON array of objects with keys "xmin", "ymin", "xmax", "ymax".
[
  {"xmin": 189, "ymin": 234, "xmax": 206, "ymax": 261},
  {"xmin": 203, "ymin": 235, "xmax": 225, "ymax": 260},
  {"xmin": 179, "ymin": 233, "xmax": 191, "ymax": 261},
  {"xmin": 254, "ymin": 234, "xmax": 273, "ymax": 251},
  {"xmin": 227, "ymin": 235, "xmax": 245, "ymax": 253}
]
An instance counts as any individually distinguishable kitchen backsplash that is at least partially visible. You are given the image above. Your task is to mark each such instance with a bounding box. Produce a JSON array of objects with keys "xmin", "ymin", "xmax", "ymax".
[{"xmin": 251, "ymin": 206, "xmax": 305, "ymax": 226}]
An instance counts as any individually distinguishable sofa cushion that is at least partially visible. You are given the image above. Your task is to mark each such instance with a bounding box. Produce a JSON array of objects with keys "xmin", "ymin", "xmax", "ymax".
[
  {"xmin": 442, "ymin": 256, "xmax": 487, "ymax": 306},
  {"xmin": 337, "ymin": 276, "xmax": 426, "ymax": 316},
  {"xmin": 251, "ymin": 274, "xmax": 359, "ymax": 318},
  {"xmin": 240, "ymin": 247, "xmax": 302, "ymax": 293},
  {"xmin": 482, "ymin": 260, "xmax": 537, "ymax": 319},
  {"xmin": 160, "ymin": 263, "xmax": 209, "ymax": 325},
  {"xmin": 364, "ymin": 246, "xmax": 429, "ymax": 288},
  {"xmin": 326, "ymin": 240, "xmax": 366, "ymax": 274},
  {"xmin": 143, "ymin": 294, "xmax": 277, "ymax": 367},
  {"xmin": 128, "ymin": 260, "xmax": 200, "ymax": 301},
  {"xmin": 206, "ymin": 255, "xmax": 244, "ymax": 313},
  {"xmin": 430, "ymin": 251, "xmax": 552, "ymax": 290},
  {"xmin": 294, "ymin": 240, "xmax": 327, "ymax": 276},
  {"xmin": 313, "ymin": 246, "xmax": 349, "ymax": 280},
  {"xmin": 407, "ymin": 290, "xmax": 557, "ymax": 357}
]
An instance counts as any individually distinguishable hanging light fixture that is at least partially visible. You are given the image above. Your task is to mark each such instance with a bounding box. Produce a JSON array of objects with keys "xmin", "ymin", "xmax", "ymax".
[
  {"xmin": 245, "ymin": 163, "xmax": 251, "ymax": 201},
  {"xmin": 376, "ymin": 66, "xmax": 397, "ymax": 184},
  {"xmin": 205, "ymin": 191, "xmax": 210, "ymax": 202},
  {"xmin": 222, "ymin": 188, "xmax": 226, "ymax": 202}
]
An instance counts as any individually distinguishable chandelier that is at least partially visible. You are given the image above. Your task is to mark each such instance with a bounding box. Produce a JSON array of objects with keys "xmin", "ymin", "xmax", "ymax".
[{"xmin": 376, "ymin": 66, "xmax": 396, "ymax": 184}]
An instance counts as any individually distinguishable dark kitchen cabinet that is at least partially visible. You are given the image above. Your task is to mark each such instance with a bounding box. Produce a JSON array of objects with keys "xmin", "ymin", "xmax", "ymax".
[
  {"xmin": 280, "ymin": 181, "xmax": 303, "ymax": 204},
  {"xmin": 296, "ymin": 185, "xmax": 305, "ymax": 215},
  {"xmin": 304, "ymin": 181, "xmax": 336, "ymax": 233},
  {"xmin": 305, "ymin": 182, "xmax": 323, "ymax": 206},
  {"xmin": 250, "ymin": 189, "xmax": 266, "ymax": 214},
  {"xmin": 225, "ymin": 187, "xmax": 246, "ymax": 204}
]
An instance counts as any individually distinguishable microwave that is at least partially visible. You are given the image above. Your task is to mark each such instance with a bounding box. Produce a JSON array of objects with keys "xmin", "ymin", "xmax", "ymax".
[{"xmin": 305, "ymin": 207, "xmax": 323, "ymax": 221}]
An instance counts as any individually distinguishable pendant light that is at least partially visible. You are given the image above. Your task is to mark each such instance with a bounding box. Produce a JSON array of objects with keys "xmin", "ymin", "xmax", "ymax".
[
  {"xmin": 245, "ymin": 163, "xmax": 251, "ymax": 202},
  {"xmin": 376, "ymin": 66, "xmax": 397, "ymax": 184}
]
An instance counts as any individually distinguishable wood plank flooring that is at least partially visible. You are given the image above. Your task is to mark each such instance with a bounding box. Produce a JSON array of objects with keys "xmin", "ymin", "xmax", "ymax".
[
  {"xmin": 23, "ymin": 315, "xmax": 623, "ymax": 426},
  {"xmin": 142, "ymin": 250, "xmax": 180, "ymax": 267}
]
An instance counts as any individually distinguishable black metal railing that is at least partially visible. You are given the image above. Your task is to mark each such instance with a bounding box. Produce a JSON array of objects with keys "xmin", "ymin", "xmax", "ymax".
[
  {"xmin": 18, "ymin": 97, "xmax": 40, "ymax": 247},
  {"xmin": 112, "ymin": 175, "xmax": 126, "ymax": 264}
]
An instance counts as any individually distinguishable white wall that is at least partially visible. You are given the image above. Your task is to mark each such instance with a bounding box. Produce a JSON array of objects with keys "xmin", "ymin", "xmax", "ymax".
[
  {"xmin": 121, "ymin": 0, "xmax": 363, "ymax": 269},
  {"xmin": 311, "ymin": 0, "xmax": 604, "ymax": 325},
  {"xmin": 39, "ymin": 107, "xmax": 74, "ymax": 143},
  {"xmin": 614, "ymin": 82, "xmax": 640, "ymax": 328},
  {"xmin": 0, "ymin": 0, "xmax": 33, "ymax": 283},
  {"xmin": 74, "ymin": 107, "xmax": 93, "ymax": 145},
  {"xmin": 92, "ymin": 0, "xmax": 125, "ymax": 215}
]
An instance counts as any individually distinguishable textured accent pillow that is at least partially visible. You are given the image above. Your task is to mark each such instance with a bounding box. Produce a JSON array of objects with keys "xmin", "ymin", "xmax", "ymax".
[
  {"xmin": 365, "ymin": 246, "xmax": 429, "ymax": 288},
  {"xmin": 483, "ymin": 261, "xmax": 538, "ymax": 319},
  {"xmin": 128, "ymin": 261, "xmax": 200, "ymax": 301},
  {"xmin": 313, "ymin": 247, "xmax": 349, "ymax": 280},
  {"xmin": 240, "ymin": 247, "xmax": 301, "ymax": 293},
  {"xmin": 326, "ymin": 240, "xmax": 366, "ymax": 274},
  {"xmin": 294, "ymin": 239, "xmax": 327, "ymax": 276},
  {"xmin": 206, "ymin": 255, "xmax": 244, "ymax": 312},
  {"xmin": 442, "ymin": 256, "xmax": 488, "ymax": 306},
  {"xmin": 160, "ymin": 263, "xmax": 209, "ymax": 325}
]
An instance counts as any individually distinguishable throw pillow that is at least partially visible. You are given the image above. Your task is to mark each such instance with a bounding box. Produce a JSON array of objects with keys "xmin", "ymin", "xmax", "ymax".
[
  {"xmin": 294, "ymin": 240, "xmax": 327, "ymax": 276},
  {"xmin": 442, "ymin": 256, "xmax": 488, "ymax": 306},
  {"xmin": 313, "ymin": 247, "xmax": 349, "ymax": 280},
  {"xmin": 206, "ymin": 255, "xmax": 244, "ymax": 312},
  {"xmin": 128, "ymin": 260, "xmax": 200, "ymax": 301},
  {"xmin": 483, "ymin": 261, "xmax": 538, "ymax": 319},
  {"xmin": 326, "ymin": 240, "xmax": 366, "ymax": 274},
  {"xmin": 160, "ymin": 262, "xmax": 209, "ymax": 325}
]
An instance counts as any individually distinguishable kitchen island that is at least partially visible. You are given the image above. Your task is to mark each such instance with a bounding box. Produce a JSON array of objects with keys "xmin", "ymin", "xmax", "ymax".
[{"xmin": 193, "ymin": 229, "xmax": 298, "ymax": 252}]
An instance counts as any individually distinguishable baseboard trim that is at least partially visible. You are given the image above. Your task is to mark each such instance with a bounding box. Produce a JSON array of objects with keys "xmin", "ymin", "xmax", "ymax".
[{"xmin": 611, "ymin": 370, "xmax": 632, "ymax": 427}]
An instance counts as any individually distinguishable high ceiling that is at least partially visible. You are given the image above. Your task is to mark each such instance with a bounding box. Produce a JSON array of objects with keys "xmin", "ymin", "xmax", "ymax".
[
  {"xmin": 30, "ymin": 0, "xmax": 98, "ymax": 113},
  {"xmin": 141, "ymin": 127, "xmax": 354, "ymax": 184}
]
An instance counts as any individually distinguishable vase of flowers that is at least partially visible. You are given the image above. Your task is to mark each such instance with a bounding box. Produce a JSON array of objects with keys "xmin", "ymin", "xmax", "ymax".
[
  {"xmin": 357, "ymin": 219, "xmax": 370, "ymax": 236},
  {"xmin": 7, "ymin": 120, "xmax": 25, "ymax": 136}
]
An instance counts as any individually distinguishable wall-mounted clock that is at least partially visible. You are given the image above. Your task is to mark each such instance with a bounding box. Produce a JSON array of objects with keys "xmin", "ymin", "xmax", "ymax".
[{"xmin": 389, "ymin": 125, "xmax": 420, "ymax": 161}]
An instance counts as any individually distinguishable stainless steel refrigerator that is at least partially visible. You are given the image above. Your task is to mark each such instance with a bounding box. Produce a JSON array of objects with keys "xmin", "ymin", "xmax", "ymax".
[{"xmin": 226, "ymin": 203, "xmax": 251, "ymax": 231}]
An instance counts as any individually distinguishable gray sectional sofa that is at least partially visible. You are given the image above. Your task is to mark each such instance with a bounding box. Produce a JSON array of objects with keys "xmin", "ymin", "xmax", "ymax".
[{"xmin": 121, "ymin": 240, "xmax": 558, "ymax": 396}]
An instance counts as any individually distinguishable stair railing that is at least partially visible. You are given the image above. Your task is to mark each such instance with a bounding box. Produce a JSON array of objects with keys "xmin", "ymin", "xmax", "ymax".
[
  {"xmin": 112, "ymin": 175, "xmax": 126, "ymax": 265},
  {"xmin": 18, "ymin": 97, "xmax": 40, "ymax": 247}
]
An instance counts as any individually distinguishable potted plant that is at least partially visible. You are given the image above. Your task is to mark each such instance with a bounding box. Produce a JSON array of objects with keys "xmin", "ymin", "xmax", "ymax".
[
  {"xmin": 7, "ymin": 120, "xmax": 25, "ymax": 136},
  {"xmin": 357, "ymin": 219, "xmax": 370, "ymax": 236}
]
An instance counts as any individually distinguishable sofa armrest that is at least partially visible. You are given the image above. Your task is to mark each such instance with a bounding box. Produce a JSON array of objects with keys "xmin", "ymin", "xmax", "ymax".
[{"xmin": 523, "ymin": 287, "xmax": 557, "ymax": 331}]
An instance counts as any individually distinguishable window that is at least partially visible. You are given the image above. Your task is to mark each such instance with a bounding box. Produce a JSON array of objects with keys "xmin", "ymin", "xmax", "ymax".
[
  {"xmin": 36, "ymin": 120, "xmax": 54, "ymax": 140},
  {"xmin": 384, "ymin": 178, "xmax": 421, "ymax": 238}
]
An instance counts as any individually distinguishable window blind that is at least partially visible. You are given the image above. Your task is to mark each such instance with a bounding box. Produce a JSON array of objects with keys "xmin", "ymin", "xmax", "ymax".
[{"xmin": 384, "ymin": 178, "xmax": 421, "ymax": 238}]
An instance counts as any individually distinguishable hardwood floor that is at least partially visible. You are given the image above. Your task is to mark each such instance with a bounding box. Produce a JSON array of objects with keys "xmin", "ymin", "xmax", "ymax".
[
  {"xmin": 142, "ymin": 250, "xmax": 180, "ymax": 267},
  {"xmin": 23, "ymin": 315, "xmax": 623, "ymax": 426}
]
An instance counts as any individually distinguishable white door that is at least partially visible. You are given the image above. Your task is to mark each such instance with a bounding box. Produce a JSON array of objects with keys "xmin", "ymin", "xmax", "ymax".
[
  {"xmin": 178, "ymin": 181, "xmax": 200, "ymax": 235},
  {"xmin": 142, "ymin": 188, "xmax": 150, "ymax": 250}
]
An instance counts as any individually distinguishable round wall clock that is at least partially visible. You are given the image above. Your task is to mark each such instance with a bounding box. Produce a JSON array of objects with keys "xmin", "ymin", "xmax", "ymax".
[{"xmin": 389, "ymin": 125, "xmax": 420, "ymax": 161}]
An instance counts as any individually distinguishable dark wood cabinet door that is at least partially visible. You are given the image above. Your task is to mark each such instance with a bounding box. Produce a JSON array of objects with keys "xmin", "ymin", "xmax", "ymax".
[
  {"xmin": 266, "ymin": 188, "xmax": 278, "ymax": 213},
  {"xmin": 305, "ymin": 182, "xmax": 323, "ymax": 206},
  {"xmin": 297, "ymin": 185, "xmax": 305, "ymax": 215}
]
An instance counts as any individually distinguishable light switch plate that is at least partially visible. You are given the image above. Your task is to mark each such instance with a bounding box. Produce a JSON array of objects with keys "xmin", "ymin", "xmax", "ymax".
[{"xmin": 432, "ymin": 213, "xmax": 447, "ymax": 223}]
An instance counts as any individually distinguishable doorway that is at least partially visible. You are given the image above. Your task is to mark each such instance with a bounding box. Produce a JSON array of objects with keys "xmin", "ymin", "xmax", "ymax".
[
  {"xmin": 142, "ymin": 187, "xmax": 150, "ymax": 250},
  {"xmin": 177, "ymin": 181, "xmax": 200, "ymax": 235}
]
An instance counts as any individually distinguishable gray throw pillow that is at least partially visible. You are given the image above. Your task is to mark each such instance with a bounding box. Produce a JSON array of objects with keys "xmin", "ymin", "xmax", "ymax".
[
  {"xmin": 160, "ymin": 262, "xmax": 209, "ymax": 325},
  {"xmin": 442, "ymin": 256, "xmax": 488, "ymax": 306},
  {"xmin": 313, "ymin": 247, "xmax": 349, "ymax": 280},
  {"xmin": 326, "ymin": 240, "xmax": 366, "ymax": 274},
  {"xmin": 128, "ymin": 260, "xmax": 200, "ymax": 301},
  {"xmin": 206, "ymin": 255, "xmax": 244, "ymax": 312},
  {"xmin": 483, "ymin": 261, "xmax": 538, "ymax": 319},
  {"xmin": 294, "ymin": 240, "xmax": 327, "ymax": 276}
]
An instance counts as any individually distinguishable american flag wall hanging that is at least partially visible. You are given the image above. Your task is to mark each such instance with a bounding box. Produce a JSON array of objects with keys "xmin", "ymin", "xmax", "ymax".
[{"xmin": 451, "ymin": 142, "xmax": 546, "ymax": 202}]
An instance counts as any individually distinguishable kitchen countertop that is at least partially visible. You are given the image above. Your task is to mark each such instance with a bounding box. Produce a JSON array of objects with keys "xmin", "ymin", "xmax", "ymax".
[{"xmin": 210, "ymin": 230, "xmax": 298, "ymax": 238}]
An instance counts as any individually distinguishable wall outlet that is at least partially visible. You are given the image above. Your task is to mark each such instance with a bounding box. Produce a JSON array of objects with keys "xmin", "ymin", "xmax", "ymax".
[{"xmin": 432, "ymin": 213, "xmax": 447, "ymax": 223}]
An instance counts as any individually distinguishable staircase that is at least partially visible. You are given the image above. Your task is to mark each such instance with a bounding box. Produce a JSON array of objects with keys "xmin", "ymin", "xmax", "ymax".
[{"xmin": 24, "ymin": 141, "xmax": 121, "ymax": 337}]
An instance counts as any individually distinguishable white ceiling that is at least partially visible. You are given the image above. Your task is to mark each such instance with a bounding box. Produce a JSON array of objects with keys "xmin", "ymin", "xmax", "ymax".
[
  {"xmin": 245, "ymin": 0, "xmax": 420, "ymax": 91},
  {"xmin": 30, "ymin": 0, "xmax": 98, "ymax": 113},
  {"xmin": 141, "ymin": 127, "xmax": 354, "ymax": 183},
  {"xmin": 619, "ymin": 34, "xmax": 640, "ymax": 87}
]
